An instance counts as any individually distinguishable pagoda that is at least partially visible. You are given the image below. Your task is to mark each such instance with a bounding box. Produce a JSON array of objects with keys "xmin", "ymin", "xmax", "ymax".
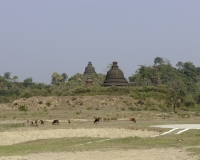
[
  {"xmin": 102, "ymin": 61, "xmax": 129, "ymax": 86},
  {"xmin": 83, "ymin": 62, "xmax": 96, "ymax": 75}
]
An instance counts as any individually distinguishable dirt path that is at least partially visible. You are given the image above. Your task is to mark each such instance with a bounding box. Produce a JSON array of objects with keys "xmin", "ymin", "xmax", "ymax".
[{"xmin": 0, "ymin": 148, "xmax": 198, "ymax": 160}]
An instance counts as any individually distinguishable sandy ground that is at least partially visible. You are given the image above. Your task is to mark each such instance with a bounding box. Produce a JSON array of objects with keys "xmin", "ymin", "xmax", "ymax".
[
  {"xmin": 0, "ymin": 148, "xmax": 199, "ymax": 160},
  {"xmin": 0, "ymin": 123, "xmax": 200, "ymax": 159},
  {"xmin": 0, "ymin": 128, "xmax": 158, "ymax": 146}
]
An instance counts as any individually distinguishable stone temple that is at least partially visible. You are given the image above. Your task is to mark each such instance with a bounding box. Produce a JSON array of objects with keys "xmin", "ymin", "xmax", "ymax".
[
  {"xmin": 84, "ymin": 62, "xmax": 96, "ymax": 75},
  {"xmin": 102, "ymin": 61, "xmax": 130, "ymax": 86}
]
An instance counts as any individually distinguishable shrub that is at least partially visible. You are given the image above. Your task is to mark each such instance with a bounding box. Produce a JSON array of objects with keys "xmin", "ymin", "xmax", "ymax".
[
  {"xmin": 18, "ymin": 105, "xmax": 27, "ymax": 111},
  {"xmin": 178, "ymin": 113, "xmax": 190, "ymax": 118},
  {"xmin": 150, "ymin": 107, "xmax": 159, "ymax": 111},
  {"xmin": 137, "ymin": 99, "xmax": 144, "ymax": 105},
  {"xmin": 76, "ymin": 111, "xmax": 81, "ymax": 114},
  {"xmin": 39, "ymin": 101, "xmax": 43, "ymax": 104},
  {"xmin": 20, "ymin": 91, "xmax": 32, "ymax": 98},
  {"xmin": 46, "ymin": 102, "xmax": 51, "ymax": 107},
  {"xmin": 185, "ymin": 96, "xmax": 195, "ymax": 107}
]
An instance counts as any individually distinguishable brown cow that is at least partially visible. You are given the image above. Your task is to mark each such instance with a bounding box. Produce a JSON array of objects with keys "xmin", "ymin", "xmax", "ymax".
[
  {"xmin": 102, "ymin": 118, "xmax": 110, "ymax": 122},
  {"xmin": 27, "ymin": 120, "xmax": 34, "ymax": 126},
  {"xmin": 129, "ymin": 117, "xmax": 136, "ymax": 123},
  {"xmin": 52, "ymin": 119, "xmax": 59, "ymax": 125},
  {"xmin": 35, "ymin": 119, "xmax": 38, "ymax": 125},
  {"xmin": 39, "ymin": 120, "xmax": 44, "ymax": 125}
]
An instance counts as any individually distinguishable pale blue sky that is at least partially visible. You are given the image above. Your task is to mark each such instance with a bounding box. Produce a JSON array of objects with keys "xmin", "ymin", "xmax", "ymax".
[{"xmin": 0, "ymin": 0, "xmax": 200, "ymax": 84}]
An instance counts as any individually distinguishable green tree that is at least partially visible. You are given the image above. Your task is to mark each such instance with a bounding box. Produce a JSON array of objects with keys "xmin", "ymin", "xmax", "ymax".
[
  {"xmin": 13, "ymin": 76, "xmax": 18, "ymax": 82},
  {"xmin": 183, "ymin": 62, "xmax": 197, "ymax": 78},
  {"xmin": 61, "ymin": 73, "xmax": 68, "ymax": 82},
  {"xmin": 138, "ymin": 65, "xmax": 147, "ymax": 79},
  {"xmin": 4, "ymin": 72, "xmax": 11, "ymax": 80},
  {"xmin": 163, "ymin": 58, "xmax": 171, "ymax": 65},
  {"xmin": 51, "ymin": 72, "xmax": 63, "ymax": 85},
  {"xmin": 23, "ymin": 77, "xmax": 33, "ymax": 87},
  {"xmin": 103, "ymin": 63, "xmax": 112, "ymax": 72},
  {"xmin": 196, "ymin": 67, "xmax": 200, "ymax": 76},
  {"xmin": 176, "ymin": 61, "xmax": 184, "ymax": 70},
  {"xmin": 154, "ymin": 57, "xmax": 164, "ymax": 66},
  {"xmin": 166, "ymin": 87, "xmax": 186, "ymax": 113}
]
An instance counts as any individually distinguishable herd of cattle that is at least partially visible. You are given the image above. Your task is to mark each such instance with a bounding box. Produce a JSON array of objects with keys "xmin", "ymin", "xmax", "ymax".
[
  {"xmin": 94, "ymin": 117, "xmax": 136, "ymax": 123},
  {"xmin": 26, "ymin": 119, "xmax": 69, "ymax": 126},
  {"xmin": 26, "ymin": 117, "xmax": 136, "ymax": 126}
]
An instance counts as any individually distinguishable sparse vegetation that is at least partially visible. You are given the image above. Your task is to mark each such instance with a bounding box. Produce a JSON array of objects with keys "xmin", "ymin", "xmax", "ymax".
[
  {"xmin": 39, "ymin": 101, "xmax": 43, "ymax": 104},
  {"xmin": 46, "ymin": 102, "xmax": 51, "ymax": 107},
  {"xmin": 71, "ymin": 97, "xmax": 76, "ymax": 101},
  {"xmin": 0, "ymin": 57, "xmax": 200, "ymax": 158},
  {"xmin": 18, "ymin": 105, "xmax": 27, "ymax": 111},
  {"xmin": 76, "ymin": 110, "xmax": 81, "ymax": 114}
]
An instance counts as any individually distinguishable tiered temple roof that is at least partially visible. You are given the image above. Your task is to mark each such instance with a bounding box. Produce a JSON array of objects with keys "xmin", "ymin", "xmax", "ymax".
[
  {"xmin": 83, "ymin": 62, "xmax": 96, "ymax": 75},
  {"xmin": 102, "ymin": 61, "xmax": 130, "ymax": 86}
]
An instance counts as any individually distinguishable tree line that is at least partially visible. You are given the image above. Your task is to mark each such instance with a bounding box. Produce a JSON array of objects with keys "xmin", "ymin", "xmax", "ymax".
[{"xmin": 1, "ymin": 57, "xmax": 200, "ymax": 113}]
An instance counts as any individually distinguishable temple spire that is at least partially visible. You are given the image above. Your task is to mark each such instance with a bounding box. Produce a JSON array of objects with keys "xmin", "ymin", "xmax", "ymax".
[
  {"xmin": 103, "ymin": 61, "xmax": 128, "ymax": 86},
  {"xmin": 84, "ymin": 62, "xmax": 96, "ymax": 75}
]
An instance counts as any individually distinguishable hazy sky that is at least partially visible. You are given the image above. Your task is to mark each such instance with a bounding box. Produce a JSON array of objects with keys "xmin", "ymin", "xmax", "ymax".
[{"xmin": 1, "ymin": 0, "xmax": 200, "ymax": 84}]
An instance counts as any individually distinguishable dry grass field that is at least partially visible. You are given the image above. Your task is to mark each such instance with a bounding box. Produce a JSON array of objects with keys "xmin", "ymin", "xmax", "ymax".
[{"xmin": 0, "ymin": 95, "xmax": 200, "ymax": 159}]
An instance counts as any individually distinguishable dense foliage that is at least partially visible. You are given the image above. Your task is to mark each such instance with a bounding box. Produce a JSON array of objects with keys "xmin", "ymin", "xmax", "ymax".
[
  {"xmin": 1, "ymin": 57, "xmax": 200, "ymax": 112},
  {"xmin": 128, "ymin": 57, "xmax": 200, "ymax": 112}
]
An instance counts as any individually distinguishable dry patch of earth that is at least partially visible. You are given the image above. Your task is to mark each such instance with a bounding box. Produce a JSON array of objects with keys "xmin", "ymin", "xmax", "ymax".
[
  {"xmin": 0, "ymin": 127, "xmax": 199, "ymax": 160},
  {"xmin": 0, "ymin": 128, "xmax": 158, "ymax": 146},
  {"xmin": 0, "ymin": 148, "xmax": 198, "ymax": 160}
]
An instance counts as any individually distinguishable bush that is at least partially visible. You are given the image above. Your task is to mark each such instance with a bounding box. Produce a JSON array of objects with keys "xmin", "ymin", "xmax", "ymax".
[
  {"xmin": 128, "ymin": 106, "xmax": 141, "ymax": 111},
  {"xmin": 39, "ymin": 101, "xmax": 43, "ymax": 104},
  {"xmin": 76, "ymin": 111, "xmax": 81, "ymax": 114},
  {"xmin": 18, "ymin": 105, "xmax": 27, "ymax": 111},
  {"xmin": 185, "ymin": 95, "xmax": 195, "ymax": 107},
  {"xmin": 20, "ymin": 91, "xmax": 32, "ymax": 98},
  {"xmin": 71, "ymin": 97, "xmax": 76, "ymax": 101},
  {"xmin": 46, "ymin": 102, "xmax": 51, "ymax": 107},
  {"xmin": 178, "ymin": 113, "xmax": 190, "ymax": 118}
]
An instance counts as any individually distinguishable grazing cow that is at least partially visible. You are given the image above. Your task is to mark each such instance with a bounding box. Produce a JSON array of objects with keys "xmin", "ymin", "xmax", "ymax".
[
  {"xmin": 39, "ymin": 120, "xmax": 44, "ymax": 125},
  {"xmin": 27, "ymin": 120, "xmax": 34, "ymax": 126},
  {"xmin": 35, "ymin": 119, "xmax": 38, "ymax": 125},
  {"xmin": 102, "ymin": 118, "xmax": 110, "ymax": 122},
  {"xmin": 94, "ymin": 118, "xmax": 100, "ymax": 124},
  {"xmin": 52, "ymin": 119, "xmax": 59, "ymax": 125},
  {"xmin": 129, "ymin": 117, "xmax": 136, "ymax": 123}
]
